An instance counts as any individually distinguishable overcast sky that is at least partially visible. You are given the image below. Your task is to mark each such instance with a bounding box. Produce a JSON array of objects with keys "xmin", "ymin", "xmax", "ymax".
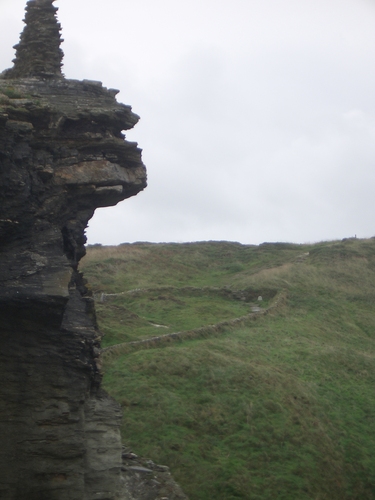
[{"xmin": 1, "ymin": 0, "xmax": 375, "ymax": 245}]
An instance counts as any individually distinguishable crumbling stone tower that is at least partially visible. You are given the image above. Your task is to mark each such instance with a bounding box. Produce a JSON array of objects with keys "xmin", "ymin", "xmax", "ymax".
[{"xmin": 5, "ymin": 0, "xmax": 64, "ymax": 78}]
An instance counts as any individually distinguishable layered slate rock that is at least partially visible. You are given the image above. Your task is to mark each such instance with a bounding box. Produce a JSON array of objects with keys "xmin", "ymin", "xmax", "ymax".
[{"xmin": 0, "ymin": 1, "xmax": 157, "ymax": 499}]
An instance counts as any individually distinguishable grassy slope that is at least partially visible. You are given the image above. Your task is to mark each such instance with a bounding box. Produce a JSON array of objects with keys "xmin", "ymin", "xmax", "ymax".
[{"xmin": 81, "ymin": 238, "xmax": 375, "ymax": 499}]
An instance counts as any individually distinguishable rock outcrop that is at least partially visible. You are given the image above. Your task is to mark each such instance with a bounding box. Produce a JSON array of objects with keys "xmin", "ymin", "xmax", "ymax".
[
  {"xmin": 0, "ymin": 1, "xmax": 184, "ymax": 499},
  {"xmin": 4, "ymin": 0, "xmax": 64, "ymax": 79}
]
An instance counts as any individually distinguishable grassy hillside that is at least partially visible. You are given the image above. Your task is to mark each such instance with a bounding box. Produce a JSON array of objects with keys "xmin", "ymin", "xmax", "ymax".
[{"xmin": 81, "ymin": 238, "xmax": 375, "ymax": 499}]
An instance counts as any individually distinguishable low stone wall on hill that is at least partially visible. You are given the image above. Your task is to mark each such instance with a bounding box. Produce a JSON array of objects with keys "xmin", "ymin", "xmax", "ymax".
[{"xmin": 101, "ymin": 290, "xmax": 287, "ymax": 358}]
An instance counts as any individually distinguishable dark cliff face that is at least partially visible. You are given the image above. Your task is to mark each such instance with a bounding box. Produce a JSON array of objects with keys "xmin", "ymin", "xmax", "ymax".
[
  {"xmin": 0, "ymin": 79, "xmax": 146, "ymax": 499},
  {"xmin": 0, "ymin": 1, "xmax": 148, "ymax": 498},
  {"xmin": 0, "ymin": 76, "xmax": 146, "ymax": 291}
]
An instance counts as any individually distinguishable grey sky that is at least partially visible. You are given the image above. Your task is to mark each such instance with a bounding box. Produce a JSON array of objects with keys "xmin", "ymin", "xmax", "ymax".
[{"xmin": 1, "ymin": 0, "xmax": 375, "ymax": 245}]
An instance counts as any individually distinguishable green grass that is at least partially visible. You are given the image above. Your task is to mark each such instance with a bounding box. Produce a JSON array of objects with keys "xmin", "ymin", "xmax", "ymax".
[
  {"xmin": 82, "ymin": 241, "xmax": 312, "ymax": 292},
  {"xmin": 1, "ymin": 87, "xmax": 23, "ymax": 99},
  {"xmin": 94, "ymin": 287, "xmax": 273, "ymax": 346},
  {"xmin": 81, "ymin": 238, "xmax": 375, "ymax": 499}
]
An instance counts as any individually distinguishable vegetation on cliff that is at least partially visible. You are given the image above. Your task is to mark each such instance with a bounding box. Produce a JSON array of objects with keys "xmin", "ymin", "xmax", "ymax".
[{"xmin": 82, "ymin": 238, "xmax": 375, "ymax": 500}]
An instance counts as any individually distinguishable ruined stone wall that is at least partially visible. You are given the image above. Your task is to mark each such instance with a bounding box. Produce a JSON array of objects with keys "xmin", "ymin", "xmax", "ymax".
[
  {"xmin": 0, "ymin": 2, "xmax": 190, "ymax": 497},
  {"xmin": 0, "ymin": 72, "xmax": 145, "ymax": 500},
  {"xmin": 0, "ymin": 1, "xmax": 148, "ymax": 496}
]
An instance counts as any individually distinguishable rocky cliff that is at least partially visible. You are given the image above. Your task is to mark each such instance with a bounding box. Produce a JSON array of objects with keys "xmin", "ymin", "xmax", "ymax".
[{"xmin": 0, "ymin": 1, "xmax": 186, "ymax": 499}]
